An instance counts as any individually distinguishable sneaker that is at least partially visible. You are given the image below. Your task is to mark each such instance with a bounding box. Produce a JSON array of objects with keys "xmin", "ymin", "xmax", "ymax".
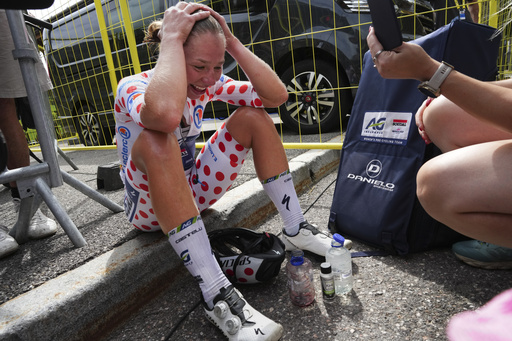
[
  {"xmin": 452, "ymin": 240, "xmax": 512, "ymax": 270},
  {"xmin": 282, "ymin": 221, "xmax": 352, "ymax": 257},
  {"xmin": 204, "ymin": 286, "xmax": 283, "ymax": 341},
  {"xmin": 13, "ymin": 198, "xmax": 57, "ymax": 239},
  {"xmin": 0, "ymin": 225, "xmax": 19, "ymax": 259}
]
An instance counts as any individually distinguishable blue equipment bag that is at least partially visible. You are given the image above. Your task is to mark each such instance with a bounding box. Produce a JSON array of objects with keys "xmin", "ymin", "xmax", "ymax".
[{"xmin": 329, "ymin": 19, "xmax": 501, "ymax": 255}]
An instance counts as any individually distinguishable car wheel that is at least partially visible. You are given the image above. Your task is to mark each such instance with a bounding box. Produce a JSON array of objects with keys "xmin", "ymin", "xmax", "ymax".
[
  {"xmin": 75, "ymin": 104, "xmax": 107, "ymax": 146},
  {"xmin": 279, "ymin": 59, "xmax": 346, "ymax": 134}
]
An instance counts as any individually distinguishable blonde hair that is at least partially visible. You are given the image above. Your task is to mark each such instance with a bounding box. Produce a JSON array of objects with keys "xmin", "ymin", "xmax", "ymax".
[{"xmin": 144, "ymin": 12, "xmax": 224, "ymax": 47}]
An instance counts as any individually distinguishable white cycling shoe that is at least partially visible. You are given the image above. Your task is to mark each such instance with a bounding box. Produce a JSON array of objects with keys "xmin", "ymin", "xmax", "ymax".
[
  {"xmin": 204, "ymin": 286, "xmax": 283, "ymax": 341},
  {"xmin": 282, "ymin": 221, "xmax": 352, "ymax": 257}
]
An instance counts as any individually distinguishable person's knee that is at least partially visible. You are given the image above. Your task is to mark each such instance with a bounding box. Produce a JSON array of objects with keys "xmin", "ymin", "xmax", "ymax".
[
  {"xmin": 226, "ymin": 107, "xmax": 276, "ymax": 145},
  {"xmin": 131, "ymin": 129, "xmax": 179, "ymax": 170}
]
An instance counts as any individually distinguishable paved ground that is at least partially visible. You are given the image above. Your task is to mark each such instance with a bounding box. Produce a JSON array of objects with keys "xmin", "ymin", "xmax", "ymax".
[{"xmin": 1, "ymin": 131, "xmax": 511, "ymax": 341}]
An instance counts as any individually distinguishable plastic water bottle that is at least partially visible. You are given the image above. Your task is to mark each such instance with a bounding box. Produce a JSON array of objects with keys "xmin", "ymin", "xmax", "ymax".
[
  {"xmin": 286, "ymin": 250, "xmax": 315, "ymax": 306},
  {"xmin": 320, "ymin": 262, "xmax": 335, "ymax": 301},
  {"xmin": 325, "ymin": 233, "xmax": 353, "ymax": 295}
]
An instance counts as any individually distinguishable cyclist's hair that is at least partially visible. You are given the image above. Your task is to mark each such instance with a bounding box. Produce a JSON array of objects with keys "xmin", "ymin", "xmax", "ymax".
[{"xmin": 144, "ymin": 11, "xmax": 224, "ymax": 47}]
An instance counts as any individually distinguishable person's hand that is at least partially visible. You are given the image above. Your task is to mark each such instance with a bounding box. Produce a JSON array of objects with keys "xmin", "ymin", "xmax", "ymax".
[
  {"xmin": 415, "ymin": 98, "xmax": 433, "ymax": 144},
  {"xmin": 367, "ymin": 26, "xmax": 438, "ymax": 81},
  {"xmin": 204, "ymin": 7, "xmax": 239, "ymax": 52},
  {"xmin": 159, "ymin": 2, "xmax": 211, "ymax": 44}
]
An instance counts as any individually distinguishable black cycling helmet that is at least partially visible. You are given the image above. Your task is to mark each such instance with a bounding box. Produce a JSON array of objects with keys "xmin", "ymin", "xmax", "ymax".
[{"xmin": 208, "ymin": 228, "xmax": 286, "ymax": 284}]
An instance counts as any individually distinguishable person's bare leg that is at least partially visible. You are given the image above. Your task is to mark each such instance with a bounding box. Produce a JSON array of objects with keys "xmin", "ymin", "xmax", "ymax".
[
  {"xmin": 423, "ymin": 96, "xmax": 512, "ymax": 152},
  {"xmin": 0, "ymin": 98, "xmax": 29, "ymax": 187},
  {"xmin": 417, "ymin": 140, "xmax": 512, "ymax": 247},
  {"xmin": 130, "ymin": 129, "xmax": 199, "ymax": 234}
]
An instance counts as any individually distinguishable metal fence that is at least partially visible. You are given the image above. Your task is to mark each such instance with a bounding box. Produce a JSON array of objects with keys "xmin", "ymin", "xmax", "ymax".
[{"xmin": 26, "ymin": 0, "xmax": 509, "ymax": 151}]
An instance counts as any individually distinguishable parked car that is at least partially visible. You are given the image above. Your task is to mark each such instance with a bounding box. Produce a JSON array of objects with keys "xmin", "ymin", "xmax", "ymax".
[{"xmin": 44, "ymin": 0, "xmax": 434, "ymax": 145}]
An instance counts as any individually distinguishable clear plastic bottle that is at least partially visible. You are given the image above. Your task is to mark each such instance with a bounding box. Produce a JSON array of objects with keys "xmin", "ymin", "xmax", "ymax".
[
  {"xmin": 320, "ymin": 262, "xmax": 335, "ymax": 300},
  {"xmin": 286, "ymin": 250, "xmax": 315, "ymax": 306},
  {"xmin": 325, "ymin": 233, "xmax": 353, "ymax": 295}
]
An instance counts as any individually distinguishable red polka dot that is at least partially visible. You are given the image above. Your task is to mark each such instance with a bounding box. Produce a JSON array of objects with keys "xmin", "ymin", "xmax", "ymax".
[
  {"xmin": 230, "ymin": 154, "xmax": 239, "ymax": 163},
  {"xmin": 200, "ymin": 146, "xmax": 205, "ymax": 154},
  {"xmin": 209, "ymin": 199, "xmax": 217, "ymax": 205},
  {"xmin": 235, "ymin": 144, "xmax": 245, "ymax": 152},
  {"xmin": 221, "ymin": 122, "xmax": 226, "ymax": 129},
  {"xmin": 130, "ymin": 161, "xmax": 136, "ymax": 171},
  {"xmin": 142, "ymin": 174, "xmax": 148, "ymax": 181},
  {"xmin": 136, "ymin": 103, "xmax": 142, "ymax": 113},
  {"xmin": 200, "ymin": 95, "xmax": 205, "ymax": 101},
  {"xmin": 216, "ymin": 87, "xmax": 224, "ymax": 95},
  {"xmin": 127, "ymin": 169, "xmax": 133, "ymax": 181},
  {"xmin": 135, "ymin": 214, "xmax": 139, "ymax": 220},
  {"xmin": 230, "ymin": 173, "xmax": 237, "ymax": 181},
  {"xmin": 204, "ymin": 165, "xmax": 211, "ymax": 176},
  {"xmin": 149, "ymin": 208, "xmax": 154, "ymax": 214},
  {"xmin": 228, "ymin": 100, "xmax": 235, "ymax": 105},
  {"xmin": 127, "ymin": 86, "xmax": 136, "ymax": 94},
  {"xmin": 219, "ymin": 142, "xmax": 226, "ymax": 153},
  {"xmin": 140, "ymin": 198, "xmax": 146, "ymax": 204},
  {"xmin": 115, "ymin": 104, "xmax": 121, "ymax": 112},
  {"xmin": 216, "ymin": 172, "xmax": 225, "ymax": 181},
  {"xmin": 141, "ymin": 225, "xmax": 151, "ymax": 230},
  {"xmin": 239, "ymin": 84, "xmax": 248, "ymax": 93},
  {"xmin": 230, "ymin": 161, "xmax": 238, "ymax": 168},
  {"xmin": 151, "ymin": 221, "xmax": 159, "ymax": 226},
  {"xmin": 191, "ymin": 100, "xmax": 196, "ymax": 106},
  {"xmin": 196, "ymin": 159, "xmax": 202, "ymax": 169},
  {"xmin": 199, "ymin": 196, "xmax": 206, "ymax": 204},
  {"xmin": 214, "ymin": 187, "xmax": 222, "ymax": 195},
  {"xmin": 239, "ymin": 278, "xmax": 248, "ymax": 283},
  {"xmin": 255, "ymin": 98, "xmax": 263, "ymax": 106},
  {"xmin": 140, "ymin": 184, "xmax": 149, "ymax": 191},
  {"xmin": 227, "ymin": 85, "xmax": 236, "ymax": 94},
  {"xmin": 225, "ymin": 132, "xmax": 232, "ymax": 142},
  {"xmin": 200, "ymin": 182, "xmax": 209, "ymax": 191},
  {"xmin": 244, "ymin": 268, "xmax": 254, "ymax": 275},
  {"xmin": 226, "ymin": 269, "xmax": 234, "ymax": 276},
  {"xmin": 139, "ymin": 210, "xmax": 148, "ymax": 218},
  {"xmin": 239, "ymin": 100, "xmax": 246, "ymax": 106}
]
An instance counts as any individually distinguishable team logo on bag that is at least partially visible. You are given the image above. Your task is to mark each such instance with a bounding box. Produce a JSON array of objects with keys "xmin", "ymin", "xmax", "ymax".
[
  {"xmin": 366, "ymin": 159, "xmax": 382, "ymax": 178},
  {"xmin": 361, "ymin": 112, "xmax": 412, "ymax": 145}
]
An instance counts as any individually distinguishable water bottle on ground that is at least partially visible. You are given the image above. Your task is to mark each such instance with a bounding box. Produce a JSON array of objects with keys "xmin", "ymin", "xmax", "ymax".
[
  {"xmin": 286, "ymin": 249, "xmax": 315, "ymax": 306},
  {"xmin": 325, "ymin": 233, "xmax": 353, "ymax": 295}
]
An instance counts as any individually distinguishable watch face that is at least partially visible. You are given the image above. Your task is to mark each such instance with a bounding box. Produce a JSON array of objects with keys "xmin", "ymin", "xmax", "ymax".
[{"xmin": 418, "ymin": 84, "xmax": 438, "ymax": 98}]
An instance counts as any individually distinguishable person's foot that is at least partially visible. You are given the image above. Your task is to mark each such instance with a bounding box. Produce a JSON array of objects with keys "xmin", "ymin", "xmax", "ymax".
[
  {"xmin": 13, "ymin": 198, "xmax": 57, "ymax": 239},
  {"xmin": 204, "ymin": 286, "xmax": 283, "ymax": 341},
  {"xmin": 0, "ymin": 225, "xmax": 19, "ymax": 259},
  {"xmin": 447, "ymin": 288, "xmax": 512, "ymax": 341},
  {"xmin": 282, "ymin": 221, "xmax": 351, "ymax": 257},
  {"xmin": 452, "ymin": 240, "xmax": 512, "ymax": 269}
]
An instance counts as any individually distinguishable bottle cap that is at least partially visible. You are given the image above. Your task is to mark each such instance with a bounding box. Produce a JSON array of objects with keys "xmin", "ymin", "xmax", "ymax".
[
  {"xmin": 333, "ymin": 233, "xmax": 346, "ymax": 247},
  {"xmin": 320, "ymin": 262, "xmax": 332, "ymax": 274},
  {"xmin": 290, "ymin": 249, "xmax": 304, "ymax": 266}
]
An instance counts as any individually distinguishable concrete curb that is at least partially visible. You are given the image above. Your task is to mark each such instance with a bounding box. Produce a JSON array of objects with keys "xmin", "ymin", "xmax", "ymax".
[{"xmin": 0, "ymin": 143, "xmax": 341, "ymax": 340}]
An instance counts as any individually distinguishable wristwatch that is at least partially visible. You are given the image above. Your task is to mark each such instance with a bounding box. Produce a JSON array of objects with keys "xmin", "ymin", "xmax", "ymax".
[{"xmin": 417, "ymin": 61, "xmax": 454, "ymax": 98}]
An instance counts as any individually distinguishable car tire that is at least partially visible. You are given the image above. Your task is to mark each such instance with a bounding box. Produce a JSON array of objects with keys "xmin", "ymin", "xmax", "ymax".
[
  {"xmin": 279, "ymin": 59, "xmax": 347, "ymax": 134},
  {"xmin": 75, "ymin": 104, "xmax": 107, "ymax": 146}
]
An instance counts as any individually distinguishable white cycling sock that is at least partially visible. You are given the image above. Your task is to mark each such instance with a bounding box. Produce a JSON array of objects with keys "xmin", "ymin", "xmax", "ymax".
[
  {"xmin": 262, "ymin": 170, "xmax": 304, "ymax": 236},
  {"xmin": 167, "ymin": 215, "xmax": 231, "ymax": 307}
]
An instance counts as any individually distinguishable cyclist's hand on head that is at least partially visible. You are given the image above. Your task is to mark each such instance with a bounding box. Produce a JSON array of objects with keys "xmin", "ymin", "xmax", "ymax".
[
  {"xmin": 205, "ymin": 7, "xmax": 238, "ymax": 51},
  {"xmin": 160, "ymin": 2, "xmax": 210, "ymax": 44}
]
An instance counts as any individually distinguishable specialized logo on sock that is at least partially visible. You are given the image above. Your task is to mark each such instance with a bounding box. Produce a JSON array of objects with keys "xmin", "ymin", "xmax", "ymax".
[
  {"xmin": 281, "ymin": 194, "xmax": 291, "ymax": 211},
  {"xmin": 255, "ymin": 328, "xmax": 265, "ymax": 336}
]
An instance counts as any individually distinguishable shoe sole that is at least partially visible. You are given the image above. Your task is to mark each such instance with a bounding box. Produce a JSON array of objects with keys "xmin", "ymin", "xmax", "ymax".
[{"xmin": 454, "ymin": 254, "xmax": 512, "ymax": 270}]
